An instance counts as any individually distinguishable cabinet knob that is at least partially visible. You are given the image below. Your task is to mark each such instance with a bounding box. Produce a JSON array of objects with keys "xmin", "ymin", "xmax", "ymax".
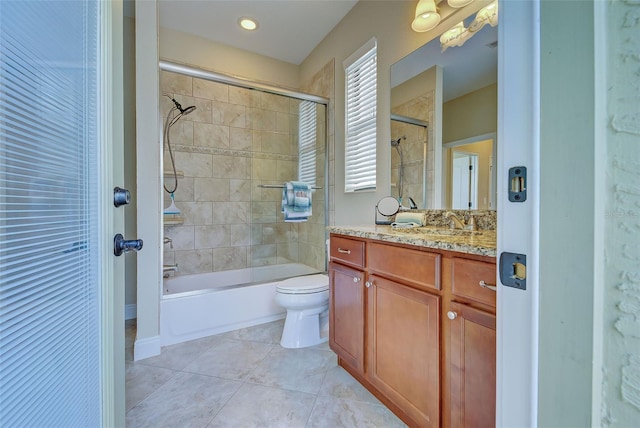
[
  {"xmin": 365, "ymin": 281, "xmax": 372, "ymax": 288},
  {"xmin": 353, "ymin": 277, "xmax": 360, "ymax": 283},
  {"xmin": 447, "ymin": 311, "xmax": 458, "ymax": 320}
]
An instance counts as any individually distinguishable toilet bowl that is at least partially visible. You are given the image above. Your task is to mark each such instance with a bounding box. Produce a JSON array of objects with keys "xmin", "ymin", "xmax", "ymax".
[{"xmin": 275, "ymin": 274, "xmax": 329, "ymax": 349}]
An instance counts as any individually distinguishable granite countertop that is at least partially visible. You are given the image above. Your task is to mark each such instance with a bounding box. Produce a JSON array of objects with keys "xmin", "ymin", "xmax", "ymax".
[{"xmin": 328, "ymin": 225, "xmax": 497, "ymax": 257}]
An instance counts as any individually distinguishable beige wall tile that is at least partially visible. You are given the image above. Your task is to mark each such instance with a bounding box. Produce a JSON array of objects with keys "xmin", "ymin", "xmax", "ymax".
[
  {"xmin": 230, "ymin": 128, "xmax": 252, "ymax": 151},
  {"xmin": 261, "ymin": 92, "xmax": 289, "ymax": 113},
  {"xmin": 178, "ymin": 202, "xmax": 213, "ymax": 226},
  {"xmin": 252, "ymin": 158, "xmax": 278, "ymax": 181},
  {"xmin": 175, "ymin": 152, "xmax": 212, "ymax": 178},
  {"xmin": 212, "ymin": 155, "xmax": 249, "ymax": 179},
  {"xmin": 250, "ymin": 244, "xmax": 277, "ymax": 267},
  {"xmin": 251, "ymin": 201, "xmax": 278, "ymax": 223},
  {"xmin": 174, "ymin": 249, "xmax": 213, "ymax": 275},
  {"xmin": 173, "ymin": 96, "xmax": 213, "ymax": 124},
  {"xmin": 194, "ymin": 178, "xmax": 230, "ymax": 202},
  {"xmin": 277, "ymin": 242, "xmax": 299, "ymax": 263},
  {"xmin": 194, "ymin": 122, "xmax": 230, "ymax": 149},
  {"xmin": 228, "ymin": 86, "xmax": 251, "ymax": 107},
  {"xmin": 275, "ymin": 112, "xmax": 290, "ymax": 133},
  {"xmin": 162, "ymin": 71, "xmax": 192, "ymax": 96},
  {"xmin": 213, "ymin": 247, "xmax": 247, "ymax": 271},
  {"xmin": 230, "ymin": 224, "xmax": 251, "ymax": 247},
  {"xmin": 248, "ymin": 108, "xmax": 276, "ymax": 131},
  {"xmin": 230, "ymin": 179, "xmax": 251, "ymax": 202},
  {"xmin": 276, "ymin": 160, "xmax": 296, "ymax": 182},
  {"xmin": 262, "ymin": 132, "xmax": 289, "ymax": 155},
  {"xmin": 164, "ymin": 225, "xmax": 195, "ymax": 251},
  {"xmin": 216, "ymin": 102, "xmax": 246, "ymax": 128},
  {"xmin": 194, "ymin": 225, "xmax": 230, "ymax": 249},
  {"xmin": 193, "ymin": 79, "xmax": 229, "ymax": 102},
  {"xmin": 164, "ymin": 120, "xmax": 194, "ymax": 146},
  {"xmin": 210, "ymin": 201, "xmax": 249, "ymax": 224}
]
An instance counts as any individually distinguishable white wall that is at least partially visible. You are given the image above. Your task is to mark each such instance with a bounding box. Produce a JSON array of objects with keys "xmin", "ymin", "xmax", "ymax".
[
  {"xmin": 601, "ymin": 0, "xmax": 640, "ymax": 425},
  {"xmin": 537, "ymin": 1, "xmax": 597, "ymax": 425},
  {"xmin": 159, "ymin": 27, "xmax": 300, "ymax": 90}
]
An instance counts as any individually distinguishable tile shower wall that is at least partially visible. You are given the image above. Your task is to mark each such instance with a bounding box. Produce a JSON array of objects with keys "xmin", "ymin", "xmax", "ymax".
[
  {"xmin": 161, "ymin": 71, "xmax": 326, "ymax": 276},
  {"xmin": 301, "ymin": 59, "xmax": 335, "ymax": 269},
  {"xmin": 391, "ymin": 91, "xmax": 435, "ymax": 209}
]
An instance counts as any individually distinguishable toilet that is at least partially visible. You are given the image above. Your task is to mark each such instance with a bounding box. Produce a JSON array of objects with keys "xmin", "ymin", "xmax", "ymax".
[{"xmin": 275, "ymin": 274, "xmax": 330, "ymax": 349}]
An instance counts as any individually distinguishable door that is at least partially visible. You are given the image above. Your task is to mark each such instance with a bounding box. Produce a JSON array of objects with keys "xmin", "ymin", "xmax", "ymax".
[
  {"xmin": 448, "ymin": 302, "xmax": 496, "ymax": 428},
  {"xmin": 329, "ymin": 262, "xmax": 365, "ymax": 372},
  {"xmin": 0, "ymin": 1, "xmax": 124, "ymax": 426},
  {"xmin": 452, "ymin": 152, "xmax": 478, "ymax": 209},
  {"xmin": 367, "ymin": 274, "xmax": 440, "ymax": 427}
]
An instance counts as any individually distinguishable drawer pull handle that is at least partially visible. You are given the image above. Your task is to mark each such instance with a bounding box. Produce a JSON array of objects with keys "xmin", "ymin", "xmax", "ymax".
[
  {"xmin": 479, "ymin": 280, "xmax": 497, "ymax": 292},
  {"xmin": 447, "ymin": 311, "xmax": 458, "ymax": 320},
  {"xmin": 337, "ymin": 248, "xmax": 351, "ymax": 255},
  {"xmin": 353, "ymin": 277, "xmax": 360, "ymax": 283}
]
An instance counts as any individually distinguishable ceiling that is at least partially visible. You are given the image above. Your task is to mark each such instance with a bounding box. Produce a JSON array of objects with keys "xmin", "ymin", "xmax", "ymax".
[{"xmin": 157, "ymin": 0, "xmax": 358, "ymax": 65}]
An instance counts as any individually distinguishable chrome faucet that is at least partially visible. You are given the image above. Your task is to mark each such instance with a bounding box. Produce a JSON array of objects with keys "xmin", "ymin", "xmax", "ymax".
[
  {"xmin": 445, "ymin": 211, "xmax": 468, "ymax": 230},
  {"xmin": 163, "ymin": 237, "xmax": 173, "ymax": 248},
  {"xmin": 162, "ymin": 264, "xmax": 179, "ymax": 278}
]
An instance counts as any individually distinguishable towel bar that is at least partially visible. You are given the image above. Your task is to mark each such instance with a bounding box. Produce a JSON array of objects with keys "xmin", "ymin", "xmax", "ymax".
[{"xmin": 258, "ymin": 184, "xmax": 323, "ymax": 189}]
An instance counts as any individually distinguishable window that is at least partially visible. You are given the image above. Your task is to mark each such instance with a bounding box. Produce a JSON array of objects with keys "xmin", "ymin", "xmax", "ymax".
[
  {"xmin": 298, "ymin": 100, "xmax": 316, "ymax": 186},
  {"xmin": 344, "ymin": 38, "xmax": 377, "ymax": 192}
]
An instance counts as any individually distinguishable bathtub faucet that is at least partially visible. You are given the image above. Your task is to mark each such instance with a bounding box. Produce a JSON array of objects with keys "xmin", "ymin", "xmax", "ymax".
[
  {"xmin": 163, "ymin": 237, "xmax": 173, "ymax": 248},
  {"xmin": 163, "ymin": 264, "xmax": 179, "ymax": 278}
]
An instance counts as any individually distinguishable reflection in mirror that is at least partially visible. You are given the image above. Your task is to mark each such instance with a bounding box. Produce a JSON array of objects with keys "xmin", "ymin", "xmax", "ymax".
[
  {"xmin": 443, "ymin": 133, "xmax": 496, "ymax": 209},
  {"xmin": 391, "ymin": 12, "xmax": 497, "ymax": 210}
]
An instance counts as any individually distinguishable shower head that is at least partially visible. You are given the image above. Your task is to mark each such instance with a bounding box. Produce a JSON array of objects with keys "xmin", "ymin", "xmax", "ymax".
[
  {"xmin": 391, "ymin": 136, "xmax": 406, "ymax": 147},
  {"xmin": 171, "ymin": 98, "xmax": 196, "ymax": 115}
]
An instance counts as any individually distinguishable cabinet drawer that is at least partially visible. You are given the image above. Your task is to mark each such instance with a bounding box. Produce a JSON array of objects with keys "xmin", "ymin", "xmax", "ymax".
[
  {"xmin": 367, "ymin": 242, "xmax": 440, "ymax": 290},
  {"xmin": 451, "ymin": 257, "xmax": 497, "ymax": 307},
  {"xmin": 330, "ymin": 235, "xmax": 365, "ymax": 268}
]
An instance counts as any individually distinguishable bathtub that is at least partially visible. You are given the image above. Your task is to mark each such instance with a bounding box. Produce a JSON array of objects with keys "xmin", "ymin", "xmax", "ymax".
[{"xmin": 160, "ymin": 263, "xmax": 321, "ymax": 346}]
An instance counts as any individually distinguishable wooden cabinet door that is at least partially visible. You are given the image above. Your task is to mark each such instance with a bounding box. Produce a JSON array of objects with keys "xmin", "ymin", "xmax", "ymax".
[
  {"xmin": 367, "ymin": 274, "xmax": 440, "ymax": 427},
  {"xmin": 329, "ymin": 262, "xmax": 365, "ymax": 372},
  {"xmin": 448, "ymin": 301, "xmax": 496, "ymax": 428}
]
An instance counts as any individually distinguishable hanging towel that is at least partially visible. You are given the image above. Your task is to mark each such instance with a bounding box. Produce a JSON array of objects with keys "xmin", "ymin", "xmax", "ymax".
[{"xmin": 282, "ymin": 181, "xmax": 312, "ymax": 222}]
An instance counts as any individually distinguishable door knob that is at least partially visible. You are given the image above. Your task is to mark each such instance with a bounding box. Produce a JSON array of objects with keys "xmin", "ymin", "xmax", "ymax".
[
  {"xmin": 113, "ymin": 187, "xmax": 131, "ymax": 207},
  {"xmin": 114, "ymin": 233, "xmax": 143, "ymax": 256},
  {"xmin": 447, "ymin": 311, "xmax": 458, "ymax": 320}
]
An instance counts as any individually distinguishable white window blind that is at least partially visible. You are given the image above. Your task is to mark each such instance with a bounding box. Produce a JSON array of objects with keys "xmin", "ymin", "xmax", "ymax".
[
  {"xmin": 298, "ymin": 101, "xmax": 317, "ymax": 186},
  {"xmin": 0, "ymin": 1, "xmax": 101, "ymax": 427},
  {"xmin": 344, "ymin": 38, "xmax": 377, "ymax": 192}
]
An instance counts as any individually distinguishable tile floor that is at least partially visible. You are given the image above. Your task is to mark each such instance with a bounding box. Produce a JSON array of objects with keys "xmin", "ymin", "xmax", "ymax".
[{"xmin": 125, "ymin": 319, "xmax": 407, "ymax": 427}]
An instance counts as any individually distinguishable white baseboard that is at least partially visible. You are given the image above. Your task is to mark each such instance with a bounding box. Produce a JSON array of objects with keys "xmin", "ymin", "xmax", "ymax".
[
  {"xmin": 125, "ymin": 304, "xmax": 137, "ymax": 320},
  {"xmin": 134, "ymin": 335, "xmax": 161, "ymax": 361}
]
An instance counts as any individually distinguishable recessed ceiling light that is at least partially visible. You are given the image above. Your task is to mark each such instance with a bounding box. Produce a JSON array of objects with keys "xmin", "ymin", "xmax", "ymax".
[{"xmin": 239, "ymin": 17, "xmax": 258, "ymax": 31}]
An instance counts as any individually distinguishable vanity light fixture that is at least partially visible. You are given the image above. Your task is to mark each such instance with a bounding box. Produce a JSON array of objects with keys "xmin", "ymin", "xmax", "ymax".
[
  {"xmin": 447, "ymin": 0, "xmax": 475, "ymax": 8},
  {"xmin": 440, "ymin": 21, "xmax": 471, "ymax": 52},
  {"xmin": 238, "ymin": 17, "xmax": 258, "ymax": 31},
  {"xmin": 411, "ymin": 0, "xmax": 441, "ymax": 32},
  {"xmin": 440, "ymin": 0, "xmax": 498, "ymax": 51},
  {"xmin": 469, "ymin": 0, "xmax": 498, "ymax": 32}
]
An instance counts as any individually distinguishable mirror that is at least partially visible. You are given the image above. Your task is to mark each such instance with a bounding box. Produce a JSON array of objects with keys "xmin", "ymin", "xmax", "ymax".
[
  {"xmin": 390, "ymin": 12, "xmax": 498, "ymax": 210},
  {"xmin": 375, "ymin": 196, "xmax": 400, "ymax": 225}
]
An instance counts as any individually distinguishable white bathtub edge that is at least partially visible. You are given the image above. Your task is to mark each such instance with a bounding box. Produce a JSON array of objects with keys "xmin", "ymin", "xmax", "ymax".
[{"xmin": 160, "ymin": 312, "xmax": 286, "ymax": 347}]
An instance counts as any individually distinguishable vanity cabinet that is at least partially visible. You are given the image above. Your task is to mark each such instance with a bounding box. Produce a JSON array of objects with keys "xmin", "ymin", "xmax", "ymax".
[
  {"xmin": 445, "ymin": 257, "xmax": 497, "ymax": 428},
  {"xmin": 329, "ymin": 232, "xmax": 497, "ymax": 428},
  {"xmin": 367, "ymin": 274, "xmax": 440, "ymax": 427},
  {"xmin": 328, "ymin": 262, "xmax": 365, "ymax": 373}
]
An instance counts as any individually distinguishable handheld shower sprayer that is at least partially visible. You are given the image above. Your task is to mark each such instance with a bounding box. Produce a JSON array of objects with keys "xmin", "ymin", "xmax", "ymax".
[{"xmin": 170, "ymin": 97, "xmax": 196, "ymax": 115}]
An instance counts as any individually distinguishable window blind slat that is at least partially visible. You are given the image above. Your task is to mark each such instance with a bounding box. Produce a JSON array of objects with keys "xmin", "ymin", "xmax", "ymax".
[
  {"xmin": 345, "ymin": 40, "xmax": 377, "ymax": 192},
  {"xmin": 298, "ymin": 101, "xmax": 317, "ymax": 186},
  {"xmin": 0, "ymin": 1, "xmax": 101, "ymax": 426}
]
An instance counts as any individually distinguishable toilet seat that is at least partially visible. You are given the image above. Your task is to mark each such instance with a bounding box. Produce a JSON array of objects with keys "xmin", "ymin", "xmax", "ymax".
[{"xmin": 276, "ymin": 274, "xmax": 329, "ymax": 295}]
